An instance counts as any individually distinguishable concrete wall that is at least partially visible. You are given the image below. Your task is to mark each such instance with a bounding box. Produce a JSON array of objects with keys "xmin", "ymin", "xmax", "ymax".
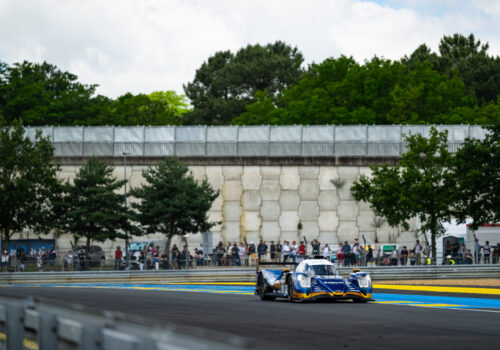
[{"xmin": 33, "ymin": 159, "xmax": 419, "ymax": 259}]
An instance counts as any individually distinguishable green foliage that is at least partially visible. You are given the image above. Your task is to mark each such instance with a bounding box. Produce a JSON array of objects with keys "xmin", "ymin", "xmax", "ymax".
[
  {"xmin": 104, "ymin": 90, "xmax": 189, "ymax": 126},
  {"xmin": 183, "ymin": 41, "xmax": 304, "ymax": 125},
  {"xmin": 129, "ymin": 158, "xmax": 219, "ymax": 255},
  {"xmin": 450, "ymin": 124, "xmax": 500, "ymax": 230},
  {"xmin": 235, "ymin": 56, "xmax": 478, "ymax": 125},
  {"xmin": 56, "ymin": 157, "xmax": 140, "ymax": 249},
  {"xmin": 351, "ymin": 128, "xmax": 455, "ymax": 258},
  {"xmin": 0, "ymin": 120, "xmax": 61, "ymax": 249},
  {"xmin": 0, "ymin": 61, "xmax": 108, "ymax": 126}
]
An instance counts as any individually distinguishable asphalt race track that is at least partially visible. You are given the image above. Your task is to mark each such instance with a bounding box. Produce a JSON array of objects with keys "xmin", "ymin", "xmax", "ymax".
[{"xmin": 1, "ymin": 284, "xmax": 499, "ymax": 349}]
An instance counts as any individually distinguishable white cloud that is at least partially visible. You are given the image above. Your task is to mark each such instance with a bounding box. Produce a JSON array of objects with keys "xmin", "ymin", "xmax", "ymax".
[{"xmin": 1, "ymin": 0, "xmax": 499, "ymax": 98}]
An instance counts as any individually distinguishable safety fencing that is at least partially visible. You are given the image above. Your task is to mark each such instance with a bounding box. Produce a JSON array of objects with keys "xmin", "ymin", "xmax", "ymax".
[
  {"xmin": 1, "ymin": 265, "xmax": 499, "ymax": 285},
  {"xmin": 0, "ymin": 296, "xmax": 249, "ymax": 350},
  {"xmin": 24, "ymin": 125, "xmax": 487, "ymax": 157}
]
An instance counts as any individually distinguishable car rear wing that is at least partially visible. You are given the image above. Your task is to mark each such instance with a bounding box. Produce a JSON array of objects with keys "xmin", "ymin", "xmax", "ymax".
[{"xmin": 255, "ymin": 260, "xmax": 298, "ymax": 273}]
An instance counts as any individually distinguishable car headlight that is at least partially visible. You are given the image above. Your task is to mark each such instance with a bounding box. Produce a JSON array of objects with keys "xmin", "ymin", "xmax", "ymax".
[
  {"xmin": 298, "ymin": 274, "xmax": 310, "ymax": 288},
  {"xmin": 357, "ymin": 274, "xmax": 371, "ymax": 288}
]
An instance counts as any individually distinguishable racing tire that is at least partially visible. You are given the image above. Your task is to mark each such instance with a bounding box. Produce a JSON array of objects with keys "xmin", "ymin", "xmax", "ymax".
[
  {"xmin": 258, "ymin": 274, "xmax": 275, "ymax": 301},
  {"xmin": 287, "ymin": 277, "xmax": 295, "ymax": 303}
]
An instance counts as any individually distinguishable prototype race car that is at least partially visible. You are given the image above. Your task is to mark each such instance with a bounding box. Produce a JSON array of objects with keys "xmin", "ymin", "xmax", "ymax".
[{"xmin": 255, "ymin": 257, "xmax": 374, "ymax": 302}]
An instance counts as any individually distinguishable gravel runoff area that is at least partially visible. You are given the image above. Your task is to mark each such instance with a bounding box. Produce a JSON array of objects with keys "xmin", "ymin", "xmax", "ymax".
[{"xmin": 377, "ymin": 278, "xmax": 500, "ymax": 287}]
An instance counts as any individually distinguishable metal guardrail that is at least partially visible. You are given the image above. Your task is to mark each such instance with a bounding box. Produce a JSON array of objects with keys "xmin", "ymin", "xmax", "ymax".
[
  {"xmin": 24, "ymin": 125, "xmax": 487, "ymax": 157},
  {"xmin": 0, "ymin": 296, "xmax": 249, "ymax": 350},
  {"xmin": 0, "ymin": 265, "xmax": 499, "ymax": 284}
]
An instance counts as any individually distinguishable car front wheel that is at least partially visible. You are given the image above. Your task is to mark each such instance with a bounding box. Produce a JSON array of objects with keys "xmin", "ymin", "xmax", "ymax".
[{"xmin": 287, "ymin": 277, "xmax": 295, "ymax": 303}]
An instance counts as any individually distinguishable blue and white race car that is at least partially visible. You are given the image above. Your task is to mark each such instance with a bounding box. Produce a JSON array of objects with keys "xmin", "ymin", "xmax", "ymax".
[{"xmin": 255, "ymin": 257, "xmax": 374, "ymax": 302}]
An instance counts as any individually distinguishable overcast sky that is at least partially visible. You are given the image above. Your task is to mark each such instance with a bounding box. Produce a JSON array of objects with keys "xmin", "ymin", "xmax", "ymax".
[{"xmin": 1, "ymin": 0, "xmax": 499, "ymax": 98}]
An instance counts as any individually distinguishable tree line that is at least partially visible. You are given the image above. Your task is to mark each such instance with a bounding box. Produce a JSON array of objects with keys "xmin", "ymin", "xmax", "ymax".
[
  {"xmin": 351, "ymin": 124, "xmax": 499, "ymax": 260},
  {"xmin": 1, "ymin": 33, "xmax": 499, "ymax": 126},
  {"xmin": 0, "ymin": 121, "xmax": 218, "ymax": 257}
]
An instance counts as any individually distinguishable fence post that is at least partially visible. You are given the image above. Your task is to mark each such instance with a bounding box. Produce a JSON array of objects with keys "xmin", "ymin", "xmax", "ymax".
[
  {"xmin": 6, "ymin": 304, "xmax": 24, "ymax": 350},
  {"xmin": 38, "ymin": 313, "xmax": 57, "ymax": 350}
]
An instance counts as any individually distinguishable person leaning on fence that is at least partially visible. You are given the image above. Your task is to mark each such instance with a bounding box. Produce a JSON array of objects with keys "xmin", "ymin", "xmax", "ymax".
[
  {"xmin": 341, "ymin": 241, "xmax": 351, "ymax": 266},
  {"xmin": 282, "ymin": 241, "xmax": 290, "ymax": 262},
  {"xmin": 270, "ymin": 241, "xmax": 276, "ymax": 262},
  {"xmin": 298, "ymin": 241, "xmax": 306, "ymax": 256},
  {"xmin": 63, "ymin": 250, "xmax": 73, "ymax": 271},
  {"xmin": 390, "ymin": 245, "xmax": 399, "ymax": 266},
  {"xmin": 465, "ymin": 249, "xmax": 473, "ymax": 264}
]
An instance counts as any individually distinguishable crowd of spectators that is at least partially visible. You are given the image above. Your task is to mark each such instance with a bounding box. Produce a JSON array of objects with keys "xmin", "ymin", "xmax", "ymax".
[{"xmin": 1, "ymin": 237, "xmax": 499, "ymax": 272}]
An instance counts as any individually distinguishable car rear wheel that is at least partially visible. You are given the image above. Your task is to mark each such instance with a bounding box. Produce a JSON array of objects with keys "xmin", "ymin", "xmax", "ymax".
[
  {"xmin": 258, "ymin": 274, "xmax": 275, "ymax": 301},
  {"xmin": 287, "ymin": 277, "xmax": 295, "ymax": 303}
]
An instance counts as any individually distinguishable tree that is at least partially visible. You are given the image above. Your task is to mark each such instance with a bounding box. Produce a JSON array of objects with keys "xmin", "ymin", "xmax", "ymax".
[
  {"xmin": 129, "ymin": 158, "xmax": 219, "ymax": 257},
  {"xmin": 0, "ymin": 120, "xmax": 61, "ymax": 250},
  {"xmin": 450, "ymin": 124, "xmax": 500, "ymax": 230},
  {"xmin": 438, "ymin": 33, "xmax": 500, "ymax": 105},
  {"xmin": 183, "ymin": 41, "xmax": 304, "ymax": 125},
  {"xmin": 351, "ymin": 128, "xmax": 455, "ymax": 260},
  {"xmin": 235, "ymin": 56, "xmax": 476, "ymax": 125},
  {"xmin": 107, "ymin": 91, "xmax": 189, "ymax": 125},
  {"xmin": 56, "ymin": 157, "xmax": 140, "ymax": 251},
  {"xmin": 0, "ymin": 61, "xmax": 110, "ymax": 126}
]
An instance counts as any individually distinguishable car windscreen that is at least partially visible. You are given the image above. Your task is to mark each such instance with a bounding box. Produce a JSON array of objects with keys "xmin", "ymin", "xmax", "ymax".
[{"xmin": 307, "ymin": 264, "xmax": 336, "ymax": 276}]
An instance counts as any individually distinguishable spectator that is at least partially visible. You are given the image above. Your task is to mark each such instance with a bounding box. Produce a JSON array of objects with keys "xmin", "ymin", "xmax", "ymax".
[
  {"xmin": 64, "ymin": 250, "xmax": 73, "ymax": 271},
  {"xmin": 215, "ymin": 242, "xmax": 225, "ymax": 266},
  {"xmin": 366, "ymin": 245, "xmax": 373, "ymax": 265},
  {"xmin": 138, "ymin": 248, "xmax": 145, "ymax": 270},
  {"xmin": 311, "ymin": 239, "xmax": 320, "ymax": 256},
  {"xmin": 457, "ymin": 243, "xmax": 467, "ymax": 264},
  {"xmin": 248, "ymin": 242, "xmax": 256, "ymax": 266},
  {"xmin": 17, "ymin": 247, "xmax": 26, "ymax": 272},
  {"xmin": 474, "ymin": 239, "xmax": 481, "ymax": 264},
  {"xmin": 276, "ymin": 240, "xmax": 282, "ymax": 262},
  {"xmin": 352, "ymin": 238, "xmax": 361, "ymax": 266},
  {"xmin": 291, "ymin": 241, "xmax": 298, "ymax": 263},
  {"xmin": 336, "ymin": 242, "xmax": 344, "ymax": 267},
  {"xmin": 161, "ymin": 250, "xmax": 169, "ymax": 269},
  {"xmin": 1, "ymin": 250, "xmax": 9, "ymax": 272},
  {"xmin": 231, "ymin": 243, "xmax": 240, "ymax": 266},
  {"xmin": 423, "ymin": 242, "xmax": 431, "ymax": 261},
  {"xmin": 49, "ymin": 246, "xmax": 56, "ymax": 271},
  {"xmin": 483, "ymin": 241, "xmax": 491, "ymax": 264},
  {"xmin": 270, "ymin": 241, "xmax": 276, "ymax": 262},
  {"xmin": 114, "ymin": 246, "xmax": 123, "ymax": 270},
  {"xmin": 400, "ymin": 246, "xmax": 409, "ymax": 266},
  {"xmin": 414, "ymin": 239, "xmax": 422, "ymax": 265},
  {"xmin": 172, "ymin": 250, "xmax": 180, "ymax": 269},
  {"xmin": 409, "ymin": 249, "xmax": 416, "ymax": 265},
  {"xmin": 179, "ymin": 246, "xmax": 189, "ymax": 268},
  {"xmin": 390, "ymin": 245, "xmax": 399, "ymax": 266},
  {"xmin": 341, "ymin": 241, "xmax": 351, "ymax": 266},
  {"xmin": 373, "ymin": 239, "xmax": 380, "ymax": 266},
  {"xmin": 323, "ymin": 244, "xmax": 330, "ymax": 258},
  {"xmin": 298, "ymin": 241, "xmax": 306, "ymax": 256},
  {"xmin": 493, "ymin": 245, "xmax": 500, "ymax": 264},
  {"xmin": 257, "ymin": 240, "xmax": 268, "ymax": 262},
  {"xmin": 465, "ymin": 249, "xmax": 473, "ymax": 264},
  {"xmin": 77, "ymin": 249, "xmax": 86, "ymax": 271},
  {"xmin": 153, "ymin": 245, "xmax": 160, "ymax": 270},
  {"xmin": 238, "ymin": 242, "xmax": 246, "ymax": 266},
  {"xmin": 282, "ymin": 241, "xmax": 290, "ymax": 262}
]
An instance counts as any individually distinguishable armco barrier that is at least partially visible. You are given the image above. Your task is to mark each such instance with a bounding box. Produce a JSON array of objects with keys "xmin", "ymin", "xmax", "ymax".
[
  {"xmin": 0, "ymin": 296, "xmax": 249, "ymax": 350},
  {"xmin": 0, "ymin": 265, "xmax": 499, "ymax": 284}
]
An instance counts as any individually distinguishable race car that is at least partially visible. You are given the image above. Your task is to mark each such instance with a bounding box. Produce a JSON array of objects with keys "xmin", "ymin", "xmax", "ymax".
[{"xmin": 255, "ymin": 257, "xmax": 374, "ymax": 302}]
